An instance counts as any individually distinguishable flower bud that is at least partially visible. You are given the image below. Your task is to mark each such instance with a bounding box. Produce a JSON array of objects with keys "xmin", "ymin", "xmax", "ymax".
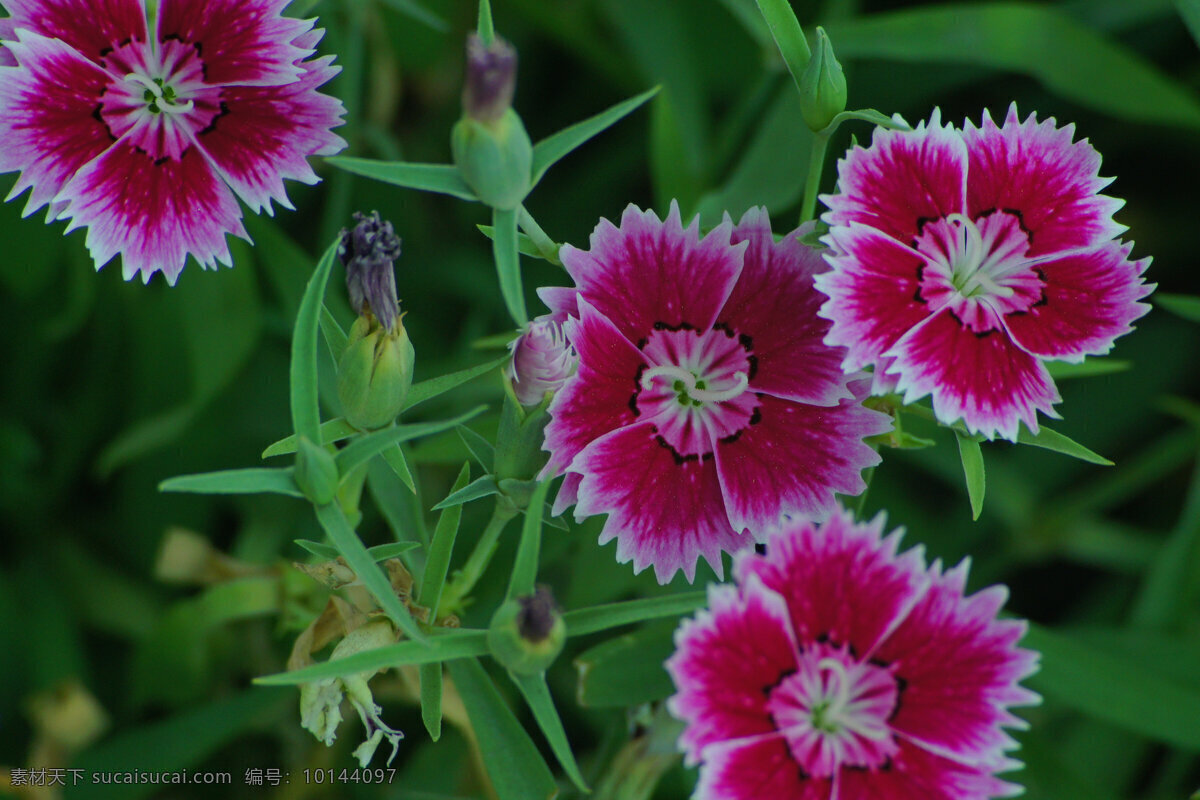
[
  {"xmin": 463, "ymin": 33, "xmax": 516, "ymax": 124},
  {"xmin": 294, "ymin": 436, "xmax": 339, "ymax": 506},
  {"xmin": 507, "ymin": 315, "xmax": 577, "ymax": 407},
  {"xmin": 799, "ymin": 27, "xmax": 847, "ymax": 132},
  {"xmin": 487, "ymin": 586, "xmax": 566, "ymax": 675},
  {"xmin": 451, "ymin": 35, "xmax": 533, "ymax": 210},
  {"xmin": 340, "ymin": 211, "xmax": 402, "ymax": 334},
  {"xmin": 337, "ymin": 314, "xmax": 416, "ymax": 432}
]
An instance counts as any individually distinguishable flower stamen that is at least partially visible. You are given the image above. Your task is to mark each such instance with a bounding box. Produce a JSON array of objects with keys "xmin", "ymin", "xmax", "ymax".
[
  {"xmin": 124, "ymin": 72, "xmax": 195, "ymax": 114},
  {"xmin": 641, "ymin": 365, "xmax": 748, "ymax": 404}
]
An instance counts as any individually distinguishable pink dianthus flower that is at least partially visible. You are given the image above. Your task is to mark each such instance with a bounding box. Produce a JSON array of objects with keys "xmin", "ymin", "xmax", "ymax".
[
  {"xmin": 0, "ymin": 0, "xmax": 346, "ymax": 284},
  {"xmin": 540, "ymin": 203, "xmax": 890, "ymax": 583},
  {"xmin": 816, "ymin": 106, "xmax": 1152, "ymax": 440},
  {"xmin": 667, "ymin": 509, "xmax": 1040, "ymax": 800}
]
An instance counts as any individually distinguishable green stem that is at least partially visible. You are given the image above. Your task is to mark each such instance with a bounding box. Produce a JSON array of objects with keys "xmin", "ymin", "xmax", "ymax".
[
  {"xmin": 799, "ymin": 132, "xmax": 829, "ymax": 225},
  {"xmin": 518, "ymin": 206, "xmax": 562, "ymax": 266},
  {"xmin": 440, "ymin": 500, "xmax": 518, "ymax": 613}
]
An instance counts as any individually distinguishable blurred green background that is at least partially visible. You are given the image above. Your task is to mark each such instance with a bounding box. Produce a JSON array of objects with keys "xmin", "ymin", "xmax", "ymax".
[{"xmin": 2, "ymin": 0, "xmax": 1200, "ymax": 797}]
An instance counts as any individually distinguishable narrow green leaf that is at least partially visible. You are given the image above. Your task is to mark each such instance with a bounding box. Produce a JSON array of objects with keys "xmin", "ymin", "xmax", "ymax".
[
  {"xmin": 433, "ymin": 475, "xmax": 500, "ymax": 510},
  {"xmin": 314, "ymin": 503, "xmax": 426, "ymax": 643},
  {"xmin": 826, "ymin": 4, "xmax": 1200, "ymax": 129},
  {"xmin": 575, "ymin": 622, "xmax": 675, "ymax": 708},
  {"xmin": 159, "ymin": 467, "xmax": 303, "ymax": 498},
  {"xmin": 509, "ymin": 671, "xmax": 589, "ymax": 792},
  {"xmin": 326, "ymin": 157, "xmax": 478, "ymax": 201},
  {"xmin": 334, "ymin": 407, "xmax": 486, "ymax": 478},
  {"xmin": 477, "ymin": 224, "xmax": 546, "ymax": 260},
  {"xmin": 754, "ymin": 0, "xmax": 812, "ymax": 92},
  {"xmin": 405, "ymin": 354, "xmax": 510, "ymax": 412},
  {"xmin": 472, "ymin": 330, "xmax": 520, "ymax": 350},
  {"xmin": 492, "ymin": 207, "xmax": 527, "ymax": 327},
  {"xmin": 296, "ymin": 539, "xmax": 422, "ymax": 562},
  {"xmin": 458, "ymin": 425, "xmax": 497, "ymax": 471},
  {"xmin": 375, "ymin": 0, "xmax": 447, "ymax": 32},
  {"xmin": 319, "ymin": 304, "xmax": 349, "ymax": 363},
  {"xmin": 477, "ymin": 0, "xmax": 494, "ymax": 45},
  {"xmin": 1023, "ymin": 623, "xmax": 1200, "ymax": 749},
  {"xmin": 508, "ymin": 480, "xmax": 552, "ymax": 600},
  {"xmin": 530, "ymin": 86, "xmax": 661, "ymax": 185},
  {"xmin": 1130, "ymin": 462, "xmax": 1200, "ymax": 629},
  {"xmin": 380, "ymin": 444, "xmax": 416, "ymax": 493},
  {"xmin": 446, "ymin": 658, "xmax": 558, "ymax": 800},
  {"xmin": 291, "ymin": 241, "xmax": 341, "ymax": 445},
  {"xmin": 420, "ymin": 663, "xmax": 444, "ymax": 741},
  {"xmin": 564, "ymin": 592, "xmax": 707, "ymax": 637},
  {"xmin": 1045, "ymin": 358, "xmax": 1131, "ymax": 380},
  {"xmin": 1155, "ymin": 292, "xmax": 1200, "ymax": 323},
  {"xmin": 955, "ymin": 431, "xmax": 986, "ymax": 520},
  {"xmin": 368, "ymin": 541, "xmax": 423, "ymax": 561},
  {"xmin": 420, "ymin": 463, "xmax": 472, "ymax": 621},
  {"xmin": 295, "ymin": 539, "xmax": 340, "ymax": 559},
  {"xmin": 1176, "ymin": 0, "xmax": 1200, "ymax": 47},
  {"xmin": 262, "ymin": 418, "xmax": 358, "ymax": 459},
  {"xmin": 256, "ymin": 629, "xmax": 489, "ymax": 684},
  {"xmin": 1016, "ymin": 425, "xmax": 1113, "ymax": 466}
]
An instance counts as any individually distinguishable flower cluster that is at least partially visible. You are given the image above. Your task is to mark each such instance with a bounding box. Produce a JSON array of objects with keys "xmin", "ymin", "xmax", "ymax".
[
  {"xmin": 0, "ymin": 0, "xmax": 346, "ymax": 284},
  {"xmin": 666, "ymin": 511, "xmax": 1040, "ymax": 799},
  {"xmin": 817, "ymin": 106, "xmax": 1152, "ymax": 440},
  {"xmin": 539, "ymin": 203, "xmax": 890, "ymax": 582}
]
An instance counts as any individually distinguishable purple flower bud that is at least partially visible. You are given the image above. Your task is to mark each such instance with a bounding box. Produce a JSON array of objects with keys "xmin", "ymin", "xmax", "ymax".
[
  {"xmin": 507, "ymin": 315, "xmax": 577, "ymax": 406},
  {"xmin": 339, "ymin": 211, "xmax": 402, "ymax": 332},
  {"xmin": 463, "ymin": 33, "xmax": 516, "ymax": 124}
]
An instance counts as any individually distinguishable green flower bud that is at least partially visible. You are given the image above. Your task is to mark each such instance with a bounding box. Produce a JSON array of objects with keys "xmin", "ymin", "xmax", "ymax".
[
  {"xmin": 337, "ymin": 316, "xmax": 415, "ymax": 431},
  {"xmin": 487, "ymin": 586, "xmax": 566, "ymax": 675},
  {"xmin": 452, "ymin": 35, "xmax": 532, "ymax": 210},
  {"xmin": 799, "ymin": 27, "xmax": 847, "ymax": 132},
  {"xmin": 294, "ymin": 436, "xmax": 339, "ymax": 506}
]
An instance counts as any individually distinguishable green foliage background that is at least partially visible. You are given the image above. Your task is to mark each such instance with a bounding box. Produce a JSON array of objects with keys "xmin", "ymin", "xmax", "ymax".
[{"xmin": 2, "ymin": 0, "xmax": 1200, "ymax": 797}]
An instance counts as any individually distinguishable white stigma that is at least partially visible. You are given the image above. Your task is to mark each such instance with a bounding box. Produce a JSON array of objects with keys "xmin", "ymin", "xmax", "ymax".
[
  {"xmin": 944, "ymin": 214, "xmax": 1016, "ymax": 299},
  {"xmin": 640, "ymin": 365, "xmax": 749, "ymax": 404},
  {"xmin": 813, "ymin": 658, "xmax": 891, "ymax": 742},
  {"xmin": 124, "ymin": 72, "xmax": 195, "ymax": 114}
]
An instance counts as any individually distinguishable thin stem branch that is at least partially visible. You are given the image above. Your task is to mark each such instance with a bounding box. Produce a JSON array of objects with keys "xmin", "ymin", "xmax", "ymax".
[
  {"xmin": 799, "ymin": 132, "xmax": 829, "ymax": 226},
  {"xmin": 440, "ymin": 499, "xmax": 518, "ymax": 613},
  {"xmin": 518, "ymin": 206, "xmax": 562, "ymax": 266}
]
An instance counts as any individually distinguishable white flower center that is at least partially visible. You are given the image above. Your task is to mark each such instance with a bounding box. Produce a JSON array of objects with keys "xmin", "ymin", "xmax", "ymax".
[
  {"xmin": 123, "ymin": 72, "xmax": 195, "ymax": 114},
  {"xmin": 640, "ymin": 364, "xmax": 749, "ymax": 405}
]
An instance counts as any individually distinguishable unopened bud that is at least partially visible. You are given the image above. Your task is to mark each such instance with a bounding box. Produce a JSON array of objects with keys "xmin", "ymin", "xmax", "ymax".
[
  {"xmin": 452, "ymin": 35, "xmax": 532, "ymax": 210},
  {"xmin": 339, "ymin": 211, "xmax": 402, "ymax": 333},
  {"xmin": 487, "ymin": 586, "xmax": 566, "ymax": 675},
  {"xmin": 337, "ymin": 315, "xmax": 415, "ymax": 431},
  {"xmin": 294, "ymin": 437, "xmax": 339, "ymax": 506},
  {"xmin": 798, "ymin": 27, "xmax": 847, "ymax": 132},
  {"xmin": 507, "ymin": 315, "xmax": 577, "ymax": 406},
  {"xmin": 463, "ymin": 33, "xmax": 516, "ymax": 123}
]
